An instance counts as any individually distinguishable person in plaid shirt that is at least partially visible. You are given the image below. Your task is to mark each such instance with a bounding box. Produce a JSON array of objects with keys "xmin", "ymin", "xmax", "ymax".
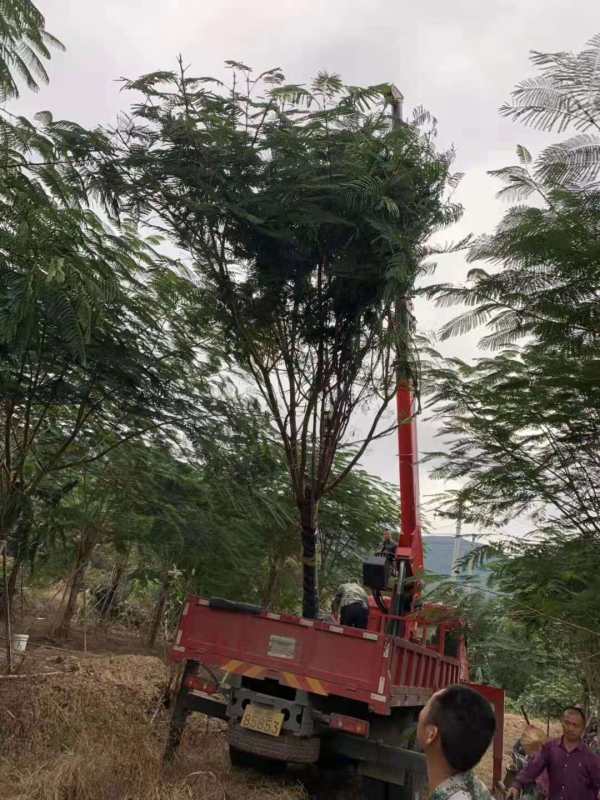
[{"xmin": 416, "ymin": 685, "xmax": 496, "ymax": 800}]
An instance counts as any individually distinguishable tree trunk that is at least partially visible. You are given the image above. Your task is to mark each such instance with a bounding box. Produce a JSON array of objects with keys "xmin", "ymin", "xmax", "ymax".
[
  {"xmin": 147, "ymin": 574, "xmax": 170, "ymax": 649},
  {"xmin": 262, "ymin": 553, "xmax": 286, "ymax": 609},
  {"xmin": 98, "ymin": 557, "xmax": 127, "ymax": 622},
  {"xmin": 300, "ymin": 500, "xmax": 319, "ymax": 619},
  {"xmin": 56, "ymin": 532, "xmax": 96, "ymax": 639},
  {"xmin": 262, "ymin": 557, "xmax": 278, "ymax": 609},
  {"xmin": 3, "ymin": 558, "xmax": 21, "ymax": 619},
  {"xmin": 0, "ymin": 498, "xmax": 32, "ymax": 616},
  {"xmin": 2, "ymin": 540, "xmax": 13, "ymax": 673}
]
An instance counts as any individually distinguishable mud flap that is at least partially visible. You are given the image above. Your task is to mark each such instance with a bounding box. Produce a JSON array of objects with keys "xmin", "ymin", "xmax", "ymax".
[{"xmin": 465, "ymin": 682, "xmax": 505, "ymax": 791}]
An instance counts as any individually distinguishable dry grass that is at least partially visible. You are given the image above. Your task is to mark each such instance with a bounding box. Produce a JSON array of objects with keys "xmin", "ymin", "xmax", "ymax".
[
  {"xmin": 0, "ymin": 654, "xmax": 306, "ymax": 800},
  {"xmin": 0, "ymin": 641, "xmax": 558, "ymax": 800}
]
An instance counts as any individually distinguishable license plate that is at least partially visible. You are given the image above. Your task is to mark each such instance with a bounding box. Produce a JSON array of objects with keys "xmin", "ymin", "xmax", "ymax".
[{"xmin": 241, "ymin": 704, "xmax": 284, "ymax": 737}]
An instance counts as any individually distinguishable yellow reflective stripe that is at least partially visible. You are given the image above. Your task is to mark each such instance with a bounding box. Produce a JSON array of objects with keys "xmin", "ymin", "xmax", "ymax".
[
  {"xmin": 222, "ymin": 660, "xmax": 243, "ymax": 673},
  {"xmin": 306, "ymin": 677, "xmax": 327, "ymax": 695},
  {"xmin": 244, "ymin": 664, "xmax": 265, "ymax": 678},
  {"xmin": 283, "ymin": 672, "xmax": 302, "ymax": 689}
]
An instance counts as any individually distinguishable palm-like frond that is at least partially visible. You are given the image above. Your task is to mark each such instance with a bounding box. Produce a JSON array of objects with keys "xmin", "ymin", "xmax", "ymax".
[
  {"xmin": 438, "ymin": 303, "xmax": 500, "ymax": 340},
  {"xmin": 488, "ymin": 162, "xmax": 540, "ymax": 201},
  {"xmin": 500, "ymin": 34, "xmax": 600, "ymax": 188},
  {"xmin": 536, "ymin": 133, "xmax": 600, "ymax": 185},
  {"xmin": 501, "ymin": 77, "xmax": 578, "ymax": 133},
  {"xmin": 0, "ymin": 0, "xmax": 64, "ymax": 100}
]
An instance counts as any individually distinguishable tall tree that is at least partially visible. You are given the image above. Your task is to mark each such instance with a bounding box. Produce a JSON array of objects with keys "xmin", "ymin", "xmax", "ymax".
[
  {"xmin": 425, "ymin": 34, "xmax": 600, "ymax": 534},
  {"xmin": 0, "ymin": 10, "xmax": 219, "ymax": 602},
  {"xmin": 110, "ymin": 63, "xmax": 459, "ymax": 616},
  {"xmin": 421, "ymin": 34, "xmax": 600, "ymax": 711}
]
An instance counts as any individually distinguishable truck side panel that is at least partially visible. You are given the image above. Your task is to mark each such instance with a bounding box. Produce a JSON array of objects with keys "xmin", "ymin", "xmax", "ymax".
[
  {"xmin": 173, "ymin": 598, "xmax": 392, "ymax": 708},
  {"xmin": 390, "ymin": 638, "xmax": 460, "ymax": 697}
]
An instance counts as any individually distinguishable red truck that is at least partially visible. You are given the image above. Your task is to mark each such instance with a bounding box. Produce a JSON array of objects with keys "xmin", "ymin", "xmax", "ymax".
[{"xmin": 165, "ymin": 378, "xmax": 505, "ymax": 799}]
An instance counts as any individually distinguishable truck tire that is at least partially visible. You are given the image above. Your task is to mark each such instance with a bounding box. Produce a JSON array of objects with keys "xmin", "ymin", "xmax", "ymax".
[
  {"xmin": 229, "ymin": 745, "xmax": 286, "ymax": 774},
  {"xmin": 228, "ymin": 723, "xmax": 320, "ymax": 764}
]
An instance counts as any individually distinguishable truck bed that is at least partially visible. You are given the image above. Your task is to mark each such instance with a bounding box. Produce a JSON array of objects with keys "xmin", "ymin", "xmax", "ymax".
[{"xmin": 172, "ymin": 596, "xmax": 461, "ymax": 714}]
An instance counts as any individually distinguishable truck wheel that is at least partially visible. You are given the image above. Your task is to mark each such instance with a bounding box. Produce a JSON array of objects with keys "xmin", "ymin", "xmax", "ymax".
[
  {"xmin": 229, "ymin": 745, "xmax": 286, "ymax": 774},
  {"xmin": 229, "ymin": 723, "xmax": 320, "ymax": 764},
  {"xmin": 360, "ymin": 776, "xmax": 414, "ymax": 800}
]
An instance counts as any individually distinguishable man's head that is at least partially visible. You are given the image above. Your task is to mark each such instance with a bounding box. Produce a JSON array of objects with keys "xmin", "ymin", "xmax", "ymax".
[
  {"xmin": 417, "ymin": 685, "xmax": 496, "ymax": 774},
  {"xmin": 383, "ymin": 529, "xmax": 392, "ymax": 541},
  {"xmin": 562, "ymin": 707, "xmax": 586, "ymax": 744}
]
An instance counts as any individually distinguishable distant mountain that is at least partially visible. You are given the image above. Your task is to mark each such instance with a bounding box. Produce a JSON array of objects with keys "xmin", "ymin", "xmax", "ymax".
[{"xmin": 423, "ymin": 535, "xmax": 487, "ymax": 579}]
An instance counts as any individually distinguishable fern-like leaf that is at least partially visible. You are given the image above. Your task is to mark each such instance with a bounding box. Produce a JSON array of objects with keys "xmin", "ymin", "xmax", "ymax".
[
  {"xmin": 0, "ymin": 0, "xmax": 63, "ymax": 99},
  {"xmin": 536, "ymin": 134, "xmax": 600, "ymax": 185}
]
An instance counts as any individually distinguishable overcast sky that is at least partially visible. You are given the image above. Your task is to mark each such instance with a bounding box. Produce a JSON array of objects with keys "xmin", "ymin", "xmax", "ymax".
[{"xmin": 15, "ymin": 1, "xmax": 600, "ymax": 535}]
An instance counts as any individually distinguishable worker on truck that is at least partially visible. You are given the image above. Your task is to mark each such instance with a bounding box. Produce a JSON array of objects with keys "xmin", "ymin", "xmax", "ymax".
[
  {"xmin": 380, "ymin": 528, "xmax": 397, "ymax": 559},
  {"xmin": 331, "ymin": 581, "xmax": 369, "ymax": 629}
]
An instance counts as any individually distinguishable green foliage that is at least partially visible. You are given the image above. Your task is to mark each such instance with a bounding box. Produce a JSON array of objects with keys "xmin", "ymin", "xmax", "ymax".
[
  {"xmin": 484, "ymin": 537, "xmax": 600, "ymax": 704},
  {"xmin": 500, "ymin": 34, "xmax": 600, "ymax": 187},
  {"xmin": 516, "ymin": 673, "xmax": 577, "ymax": 720},
  {"xmin": 428, "ymin": 188, "xmax": 600, "ymax": 354},
  {"xmin": 0, "ymin": 34, "xmax": 221, "ymax": 586},
  {"xmin": 109, "ymin": 60, "xmax": 459, "ymax": 615},
  {"xmin": 426, "ymin": 347, "xmax": 600, "ymax": 534},
  {"xmin": 426, "ymin": 32, "xmax": 600, "ymax": 707},
  {"xmin": 426, "ymin": 36, "xmax": 600, "ymax": 536},
  {"xmin": 0, "ymin": 0, "xmax": 64, "ymax": 100},
  {"xmin": 30, "ymin": 400, "xmax": 400, "ymax": 630},
  {"xmin": 428, "ymin": 33, "xmax": 600, "ymax": 359},
  {"xmin": 429, "ymin": 578, "xmax": 586, "ymax": 712}
]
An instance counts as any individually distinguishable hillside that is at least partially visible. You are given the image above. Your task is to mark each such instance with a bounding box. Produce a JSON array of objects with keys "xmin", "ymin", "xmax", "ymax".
[
  {"xmin": 0, "ymin": 632, "xmax": 543, "ymax": 800},
  {"xmin": 423, "ymin": 535, "xmax": 488, "ymax": 581},
  {"xmin": 0, "ymin": 644, "xmax": 305, "ymax": 800}
]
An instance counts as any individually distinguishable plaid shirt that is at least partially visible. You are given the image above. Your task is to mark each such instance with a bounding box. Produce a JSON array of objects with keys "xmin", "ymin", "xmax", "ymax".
[
  {"xmin": 430, "ymin": 772, "xmax": 492, "ymax": 800},
  {"xmin": 331, "ymin": 582, "xmax": 368, "ymax": 615}
]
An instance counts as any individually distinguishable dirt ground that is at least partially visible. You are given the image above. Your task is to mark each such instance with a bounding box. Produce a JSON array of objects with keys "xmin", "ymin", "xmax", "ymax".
[
  {"xmin": 0, "ymin": 625, "xmax": 559, "ymax": 799},
  {"xmin": 476, "ymin": 710, "xmax": 561, "ymax": 789},
  {"xmin": 0, "ymin": 641, "xmax": 307, "ymax": 800}
]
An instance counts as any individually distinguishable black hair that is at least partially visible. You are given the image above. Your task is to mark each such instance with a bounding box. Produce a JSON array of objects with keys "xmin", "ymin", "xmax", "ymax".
[
  {"xmin": 427, "ymin": 685, "xmax": 496, "ymax": 772},
  {"xmin": 563, "ymin": 706, "xmax": 586, "ymax": 724}
]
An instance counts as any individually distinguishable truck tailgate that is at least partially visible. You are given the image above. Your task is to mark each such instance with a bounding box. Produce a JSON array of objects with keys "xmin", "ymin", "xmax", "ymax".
[{"xmin": 172, "ymin": 597, "xmax": 391, "ymax": 708}]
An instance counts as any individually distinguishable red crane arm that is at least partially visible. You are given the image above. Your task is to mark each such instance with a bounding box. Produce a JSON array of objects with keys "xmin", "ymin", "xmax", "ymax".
[{"xmin": 396, "ymin": 381, "xmax": 424, "ymax": 574}]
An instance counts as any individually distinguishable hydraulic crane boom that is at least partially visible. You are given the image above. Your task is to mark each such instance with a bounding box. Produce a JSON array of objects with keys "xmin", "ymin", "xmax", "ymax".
[
  {"xmin": 396, "ymin": 382, "xmax": 424, "ymax": 574},
  {"xmin": 389, "ymin": 86, "xmax": 424, "ymax": 577}
]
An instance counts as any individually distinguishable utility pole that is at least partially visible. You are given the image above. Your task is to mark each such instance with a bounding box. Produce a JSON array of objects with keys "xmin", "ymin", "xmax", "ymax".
[
  {"xmin": 388, "ymin": 84, "xmax": 419, "ymax": 640},
  {"xmin": 451, "ymin": 500, "xmax": 464, "ymax": 576},
  {"xmin": 389, "ymin": 85, "xmax": 404, "ymax": 128}
]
